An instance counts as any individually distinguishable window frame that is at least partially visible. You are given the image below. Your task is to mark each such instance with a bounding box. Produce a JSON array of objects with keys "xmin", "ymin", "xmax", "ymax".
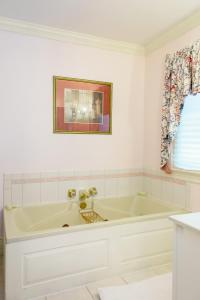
[
  {"xmin": 172, "ymin": 145, "xmax": 200, "ymax": 177},
  {"xmin": 171, "ymin": 94, "xmax": 200, "ymax": 176}
]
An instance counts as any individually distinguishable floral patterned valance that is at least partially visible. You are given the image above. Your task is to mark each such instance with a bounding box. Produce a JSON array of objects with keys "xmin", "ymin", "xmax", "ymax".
[{"xmin": 161, "ymin": 40, "xmax": 200, "ymax": 173}]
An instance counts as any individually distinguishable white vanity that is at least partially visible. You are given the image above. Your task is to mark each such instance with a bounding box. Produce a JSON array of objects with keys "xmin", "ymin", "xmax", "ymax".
[{"xmin": 170, "ymin": 212, "xmax": 200, "ymax": 300}]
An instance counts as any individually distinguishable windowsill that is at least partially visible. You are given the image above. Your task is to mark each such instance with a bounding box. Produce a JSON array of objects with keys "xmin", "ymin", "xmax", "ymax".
[
  {"xmin": 145, "ymin": 168, "xmax": 200, "ymax": 184},
  {"xmin": 171, "ymin": 167, "xmax": 200, "ymax": 183}
]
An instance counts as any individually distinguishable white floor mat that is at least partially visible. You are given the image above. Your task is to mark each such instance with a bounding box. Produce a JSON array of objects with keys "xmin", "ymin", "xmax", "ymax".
[{"xmin": 98, "ymin": 273, "xmax": 172, "ymax": 300}]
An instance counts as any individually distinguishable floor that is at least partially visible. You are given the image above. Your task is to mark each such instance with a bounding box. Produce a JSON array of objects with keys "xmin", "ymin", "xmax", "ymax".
[
  {"xmin": 0, "ymin": 258, "xmax": 171, "ymax": 300},
  {"xmin": 45, "ymin": 263, "xmax": 172, "ymax": 300}
]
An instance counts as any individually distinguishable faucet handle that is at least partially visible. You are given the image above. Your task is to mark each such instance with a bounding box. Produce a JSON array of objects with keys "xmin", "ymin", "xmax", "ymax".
[
  {"xmin": 79, "ymin": 190, "xmax": 89, "ymax": 201},
  {"xmin": 88, "ymin": 187, "xmax": 98, "ymax": 196},
  {"xmin": 67, "ymin": 189, "xmax": 76, "ymax": 199}
]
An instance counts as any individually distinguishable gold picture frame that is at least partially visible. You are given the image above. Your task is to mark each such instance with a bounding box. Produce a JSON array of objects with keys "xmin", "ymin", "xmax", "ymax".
[{"xmin": 53, "ymin": 76, "xmax": 112, "ymax": 134}]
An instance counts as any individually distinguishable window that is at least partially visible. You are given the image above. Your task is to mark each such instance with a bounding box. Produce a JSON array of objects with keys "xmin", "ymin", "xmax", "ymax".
[{"xmin": 173, "ymin": 94, "xmax": 200, "ymax": 171}]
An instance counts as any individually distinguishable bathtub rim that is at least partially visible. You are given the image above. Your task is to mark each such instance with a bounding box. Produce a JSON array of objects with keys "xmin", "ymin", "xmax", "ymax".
[{"xmin": 4, "ymin": 206, "xmax": 186, "ymax": 244}]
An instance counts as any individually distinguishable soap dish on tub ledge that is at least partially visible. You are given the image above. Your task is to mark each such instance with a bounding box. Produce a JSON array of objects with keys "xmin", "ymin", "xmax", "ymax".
[{"xmin": 80, "ymin": 209, "xmax": 108, "ymax": 223}]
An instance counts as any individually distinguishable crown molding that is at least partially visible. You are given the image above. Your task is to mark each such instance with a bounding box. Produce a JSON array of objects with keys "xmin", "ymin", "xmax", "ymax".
[
  {"xmin": 1, "ymin": 11, "xmax": 200, "ymax": 56},
  {"xmin": 0, "ymin": 16, "xmax": 144, "ymax": 55},
  {"xmin": 145, "ymin": 10, "xmax": 200, "ymax": 54}
]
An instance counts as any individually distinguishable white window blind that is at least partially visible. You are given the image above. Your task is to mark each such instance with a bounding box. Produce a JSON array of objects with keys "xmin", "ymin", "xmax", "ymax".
[{"xmin": 173, "ymin": 93, "xmax": 200, "ymax": 171}]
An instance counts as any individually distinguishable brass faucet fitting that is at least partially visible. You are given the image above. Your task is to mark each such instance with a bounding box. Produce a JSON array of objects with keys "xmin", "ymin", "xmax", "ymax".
[
  {"xmin": 67, "ymin": 189, "xmax": 76, "ymax": 199},
  {"xmin": 88, "ymin": 187, "xmax": 98, "ymax": 196},
  {"xmin": 79, "ymin": 190, "xmax": 89, "ymax": 201},
  {"xmin": 80, "ymin": 202, "xmax": 87, "ymax": 209}
]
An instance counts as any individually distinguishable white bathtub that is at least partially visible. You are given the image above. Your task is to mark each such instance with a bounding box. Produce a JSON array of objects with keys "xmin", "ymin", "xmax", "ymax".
[{"xmin": 4, "ymin": 195, "xmax": 182, "ymax": 300}]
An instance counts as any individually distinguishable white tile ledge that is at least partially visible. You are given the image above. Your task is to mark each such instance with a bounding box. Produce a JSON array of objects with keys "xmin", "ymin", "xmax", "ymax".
[
  {"xmin": 144, "ymin": 168, "xmax": 200, "ymax": 185},
  {"xmin": 172, "ymin": 169, "xmax": 200, "ymax": 184}
]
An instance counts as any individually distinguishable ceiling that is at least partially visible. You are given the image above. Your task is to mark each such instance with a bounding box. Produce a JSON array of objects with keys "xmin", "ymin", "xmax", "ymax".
[{"xmin": 0, "ymin": 0, "xmax": 200, "ymax": 45}]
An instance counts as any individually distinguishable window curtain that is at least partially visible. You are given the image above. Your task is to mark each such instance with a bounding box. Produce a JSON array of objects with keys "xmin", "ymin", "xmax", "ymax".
[{"xmin": 161, "ymin": 40, "xmax": 200, "ymax": 173}]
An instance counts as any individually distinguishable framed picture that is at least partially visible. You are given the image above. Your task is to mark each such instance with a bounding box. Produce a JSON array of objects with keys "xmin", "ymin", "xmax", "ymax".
[{"xmin": 53, "ymin": 76, "xmax": 112, "ymax": 134}]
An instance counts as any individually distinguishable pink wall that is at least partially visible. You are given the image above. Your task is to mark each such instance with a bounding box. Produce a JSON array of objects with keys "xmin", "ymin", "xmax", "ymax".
[
  {"xmin": 0, "ymin": 30, "xmax": 145, "ymax": 207},
  {"xmin": 2, "ymin": 23, "xmax": 200, "ymax": 212},
  {"xmin": 144, "ymin": 25, "xmax": 200, "ymax": 171}
]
